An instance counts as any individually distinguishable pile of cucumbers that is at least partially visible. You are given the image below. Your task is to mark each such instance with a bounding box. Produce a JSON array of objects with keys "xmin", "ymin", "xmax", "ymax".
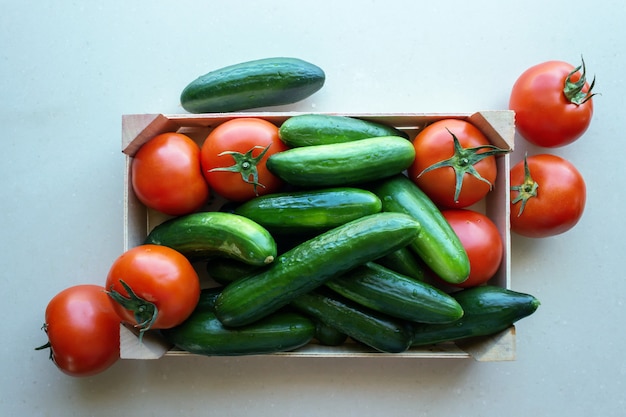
[{"xmin": 147, "ymin": 58, "xmax": 540, "ymax": 356}]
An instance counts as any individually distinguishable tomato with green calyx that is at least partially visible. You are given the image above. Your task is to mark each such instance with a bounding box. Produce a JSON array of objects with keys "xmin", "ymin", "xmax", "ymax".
[
  {"xmin": 201, "ymin": 118, "xmax": 289, "ymax": 202},
  {"xmin": 509, "ymin": 57, "xmax": 597, "ymax": 147},
  {"xmin": 106, "ymin": 245, "xmax": 200, "ymax": 341},
  {"xmin": 131, "ymin": 132, "xmax": 209, "ymax": 216},
  {"xmin": 408, "ymin": 119, "xmax": 509, "ymax": 208},
  {"xmin": 36, "ymin": 284, "xmax": 120, "ymax": 377},
  {"xmin": 441, "ymin": 209, "xmax": 503, "ymax": 288},
  {"xmin": 510, "ymin": 154, "xmax": 586, "ymax": 238}
]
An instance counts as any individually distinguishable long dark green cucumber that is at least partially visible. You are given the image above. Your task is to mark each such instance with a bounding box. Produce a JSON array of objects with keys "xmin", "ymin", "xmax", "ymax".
[
  {"xmin": 206, "ymin": 258, "xmax": 262, "ymax": 285},
  {"xmin": 234, "ymin": 187, "xmax": 382, "ymax": 234},
  {"xmin": 291, "ymin": 289, "xmax": 413, "ymax": 353},
  {"xmin": 376, "ymin": 245, "xmax": 426, "ymax": 281},
  {"xmin": 161, "ymin": 308, "xmax": 315, "ymax": 356},
  {"xmin": 313, "ymin": 320, "xmax": 348, "ymax": 346},
  {"xmin": 180, "ymin": 57, "xmax": 325, "ymax": 113},
  {"xmin": 326, "ymin": 262, "xmax": 463, "ymax": 323},
  {"xmin": 214, "ymin": 212, "xmax": 421, "ymax": 327},
  {"xmin": 278, "ymin": 114, "xmax": 408, "ymax": 147},
  {"xmin": 370, "ymin": 175, "xmax": 470, "ymax": 284},
  {"xmin": 144, "ymin": 212, "xmax": 277, "ymax": 265},
  {"xmin": 411, "ymin": 286, "xmax": 540, "ymax": 346},
  {"xmin": 266, "ymin": 136, "xmax": 415, "ymax": 187}
]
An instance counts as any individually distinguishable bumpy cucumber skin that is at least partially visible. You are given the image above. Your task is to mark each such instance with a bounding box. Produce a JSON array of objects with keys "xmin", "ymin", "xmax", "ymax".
[
  {"xmin": 180, "ymin": 57, "xmax": 325, "ymax": 113},
  {"xmin": 161, "ymin": 308, "xmax": 315, "ymax": 356},
  {"xmin": 266, "ymin": 136, "xmax": 416, "ymax": 187},
  {"xmin": 370, "ymin": 175, "xmax": 470, "ymax": 284},
  {"xmin": 326, "ymin": 262, "xmax": 463, "ymax": 324},
  {"xmin": 214, "ymin": 212, "xmax": 421, "ymax": 327},
  {"xmin": 144, "ymin": 212, "xmax": 277, "ymax": 266},
  {"xmin": 410, "ymin": 286, "xmax": 540, "ymax": 346},
  {"xmin": 234, "ymin": 187, "xmax": 382, "ymax": 234},
  {"xmin": 278, "ymin": 114, "xmax": 408, "ymax": 147},
  {"xmin": 291, "ymin": 289, "xmax": 413, "ymax": 353}
]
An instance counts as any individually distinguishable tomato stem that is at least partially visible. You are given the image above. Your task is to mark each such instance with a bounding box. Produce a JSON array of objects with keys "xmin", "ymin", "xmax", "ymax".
[
  {"xmin": 416, "ymin": 129, "xmax": 510, "ymax": 203},
  {"xmin": 208, "ymin": 144, "xmax": 272, "ymax": 196},
  {"xmin": 564, "ymin": 56, "xmax": 597, "ymax": 105},
  {"xmin": 511, "ymin": 155, "xmax": 539, "ymax": 216},
  {"xmin": 107, "ymin": 280, "xmax": 157, "ymax": 343}
]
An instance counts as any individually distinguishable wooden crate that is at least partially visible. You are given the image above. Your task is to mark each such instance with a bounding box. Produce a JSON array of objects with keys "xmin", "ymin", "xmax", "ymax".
[{"xmin": 120, "ymin": 111, "xmax": 516, "ymax": 362}]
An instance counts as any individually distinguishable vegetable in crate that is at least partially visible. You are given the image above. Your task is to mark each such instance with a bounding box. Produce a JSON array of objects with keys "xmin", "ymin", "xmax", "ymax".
[
  {"xmin": 278, "ymin": 113, "xmax": 407, "ymax": 147},
  {"xmin": 161, "ymin": 288, "xmax": 315, "ymax": 356},
  {"xmin": 234, "ymin": 187, "xmax": 382, "ymax": 234},
  {"xmin": 180, "ymin": 57, "xmax": 325, "ymax": 113},
  {"xmin": 509, "ymin": 57, "xmax": 597, "ymax": 147},
  {"xmin": 411, "ymin": 286, "xmax": 540, "ymax": 346},
  {"xmin": 407, "ymin": 119, "xmax": 509, "ymax": 208},
  {"xmin": 214, "ymin": 212, "xmax": 421, "ymax": 327},
  {"xmin": 510, "ymin": 154, "xmax": 586, "ymax": 238},
  {"xmin": 267, "ymin": 136, "xmax": 415, "ymax": 187},
  {"xmin": 370, "ymin": 175, "xmax": 470, "ymax": 285},
  {"xmin": 144, "ymin": 211, "xmax": 277, "ymax": 265}
]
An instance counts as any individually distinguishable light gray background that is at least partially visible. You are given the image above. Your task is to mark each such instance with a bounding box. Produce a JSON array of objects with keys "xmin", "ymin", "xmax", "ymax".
[{"xmin": 2, "ymin": 1, "xmax": 624, "ymax": 416}]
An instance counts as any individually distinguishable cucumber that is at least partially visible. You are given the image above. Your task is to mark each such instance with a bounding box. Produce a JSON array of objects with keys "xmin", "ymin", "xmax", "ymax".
[
  {"xmin": 376, "ymin": 246, "xmax": 426, "ymax": 281},
  {"xmin": 278, "ymin": 114, "xmax": 407, "ymax": 147},
  {"xmin": 326, "ymin": 262, "xmax": 463, "ymax": 323},
  {"xmin": 206, "ymin": 258, "xmax": 262, "ymax": 285},
  {"xmin": 313, "ymin": 320, "xmax": 348, "ymax": 346},
  {"xmin": 411, "ymin": 286, "xmax": 540, "ymax": 346},
  {"xmin": 180, "ymin": 57, "xmax": 325, "ymax": 113},
  {"xmin": 266, "ymin": 136, "xmax": 416, "ymax": 187},
  {"xmin": 161, "ymin": 290, "xmax": 315, "ymax": 356},
  {"xmin": 370, "ymin": 175, "xmax": 470, "ymax": 284},
  {"xmin": 291, "ymin": 289, "xmax": 413, "ymax": 353},
  {"xmin": 144, "ymin": 212, "xmax": 277, "ymax": 265},
  {"xmin": 234, "ymin": 187, "xmax": 382, "ymax": 234},
  {"xmin": 214, "ymin": 212, "xmax": 421, "ymax": 327}
]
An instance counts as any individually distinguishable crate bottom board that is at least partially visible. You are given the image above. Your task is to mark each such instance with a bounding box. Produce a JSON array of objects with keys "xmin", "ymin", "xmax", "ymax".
[{"xmin": 120, "ymin": 324, "xmax": 516, "ymax": 362}]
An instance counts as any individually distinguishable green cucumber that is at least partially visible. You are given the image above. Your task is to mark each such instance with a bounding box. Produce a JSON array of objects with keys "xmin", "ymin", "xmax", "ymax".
[
  {"xmin": 326, "ymin": 262, "xmax": 463, "ymax": 323},
  {"xmin": 370, "ymin": 175, "xmax": 470, "ymax": 284},
  {"xmin": 234, "ymin": 187, "xmax": 382, "ymax": 234},
  {"xmin": 291, "ymin": 289, "xmax": 413, "ymax": 353},
  {"xmin": 214, "ymin": 212, "xmax": 421, "ymax": 327},
  {"xmin": 278, "ymin": 114, "xmax": 407, "ymax": 147},
  {"xmin": 206, "ymin": 258, "xmax": 262, "ymax": 285},
  {"xmin": 411, "ymin": 286, "xmax": 540, "ymax": 346},
  {"xmin": 180, "ymin": 57, "xmax": 325, "ymax": 113},
  {"xmin": 161, "ymin": 289, "xmax": 315, "ymax": 356},
  {"xmin": 313, "ymin": 320, "xmax": 348, "ymax": 346},
  {"xmin": 376, "ymin": 246, "xmax": 426, "ymax": 281},
  {"xmin": 266, "ymin": 136, "xmax": 415, "ymax": 187},
  {"xmin": 144, "ymin": 212, "xmax": 277, "ymax": 265}
]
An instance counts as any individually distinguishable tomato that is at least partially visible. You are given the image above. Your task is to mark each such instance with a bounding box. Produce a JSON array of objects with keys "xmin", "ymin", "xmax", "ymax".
[
  {"xmin": 509, "ymin": 58, "xmax": 596, "ymax": 147},
  {"xmin": 37, "ymin": 284, "xmax": 120, "ymax": 377},
  {"xmin": 442, "ymin": 209, "xmax": 503, "ymax": 288},
  {"xmin": 105, "ymin": 245, "xmax": 200, "ymax": 338},
  {"xmin": 408, "ymin": 119, "xmax": 509, "ymax": 208},
  {"xmin": 201, "ymin": 118, "xmax": 288, "ymax": 202},
  {"xmin": 131, "ymin": 132, "xmax": 209, "ymax": 216},
  {"xmin": 510, "ymin": 154, "xmax": 586, "ymax": 238}
]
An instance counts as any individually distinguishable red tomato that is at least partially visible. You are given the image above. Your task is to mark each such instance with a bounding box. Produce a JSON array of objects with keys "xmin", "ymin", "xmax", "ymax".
[
  {"xmin": 509, "ymin": 58, "xmax": 596, "ymax": 147},
  {"xmin": 38, "ymin": 284, "xmax": 120, "ymax": 377},
  {"xmin": 106, "ymin": 245, "xmax": 200, "ymax": 338},
  {"xmin": 442, "ymin": 209, "xmax": 503, "ymax": 288},
  {"xmin": 510, "ymin": 154, "xmax": 586, "ymax": 238},
  {"xmin": 408, "ymin": 119, "xmax": 508, "ymax": 208},
  {"xmin": 131, "ymin": 132, "xmax": 209, "ymax": 216},
  {"xmin": 201, "ymin": 118, "xmax": 288, "ymax": 202}
]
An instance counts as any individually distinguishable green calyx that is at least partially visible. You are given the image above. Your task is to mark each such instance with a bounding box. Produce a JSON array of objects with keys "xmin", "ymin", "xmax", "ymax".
[
  {"xmin": 107, "ymin": 280, "xmax": 157, "ymax": 343},
  {"xmin": 511, "ymin": 155, "xmax": 538, "ymax": 216},
  {"xmin": 416, "ymin": 129, "xmax": 510, "ymax": 204},
  {"xmin": 208, "ymin": 144, "xmax": 272, "ymax": 196},
  {"xmin": 564, "ymin": 56, "xmax": 597, "ymax": 105}
]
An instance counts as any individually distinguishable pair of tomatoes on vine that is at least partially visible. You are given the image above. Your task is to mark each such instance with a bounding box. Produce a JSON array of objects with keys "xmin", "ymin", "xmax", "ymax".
[{"xmin": 131, "ymin": 117, "xmax": 287, "ymax": 216}]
